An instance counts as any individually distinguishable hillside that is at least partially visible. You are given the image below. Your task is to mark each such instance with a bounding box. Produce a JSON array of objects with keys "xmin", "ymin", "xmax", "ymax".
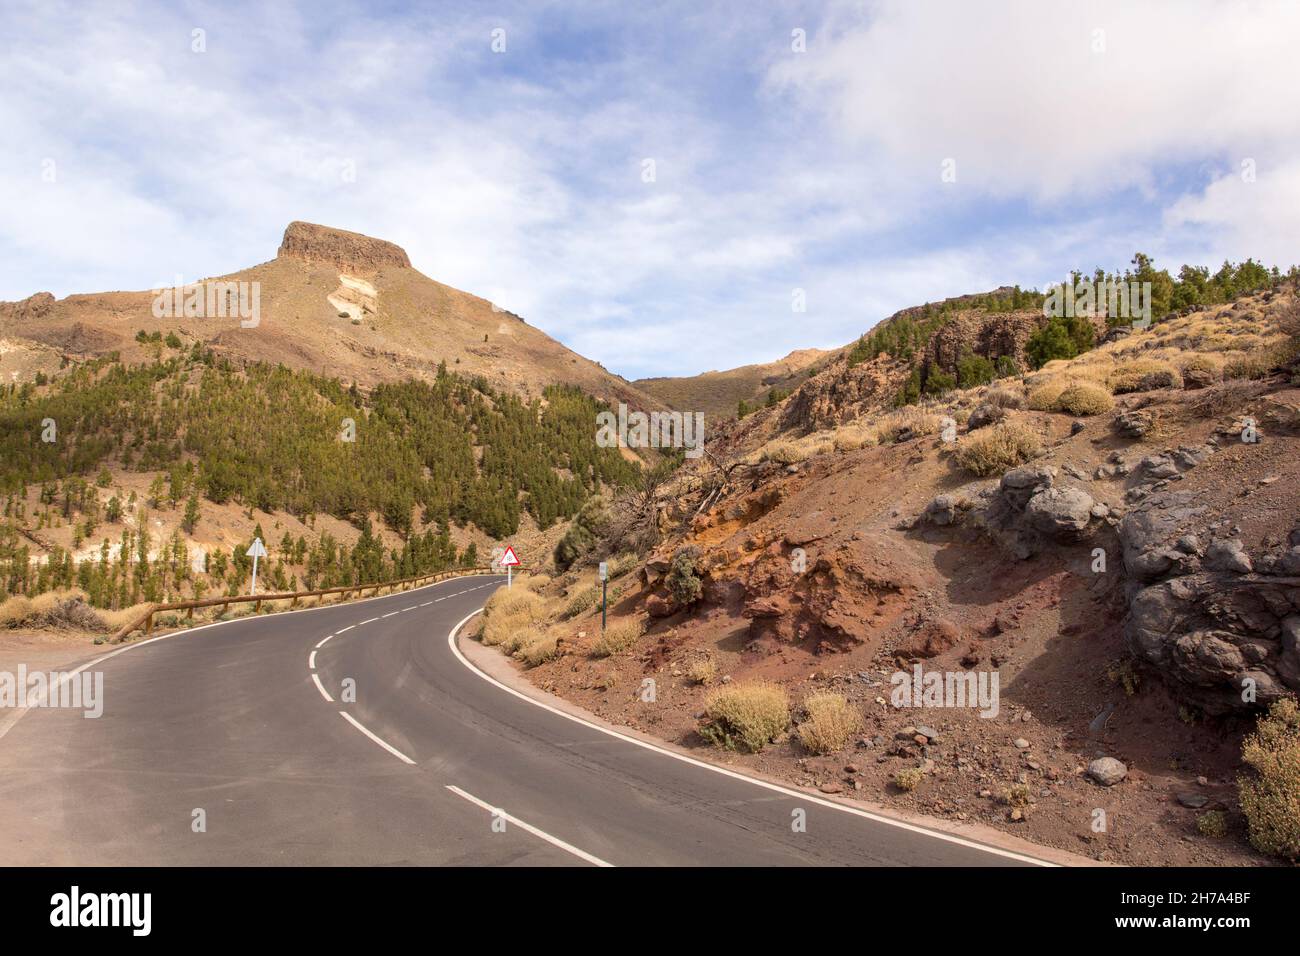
[
  {"xmin": 0, "ymin": 221, "xmax": 661, "ymax": 410},
  {"xmin": 635, "ymin": 347, "xmax": 830, "ymax": 419},
  {"xmin": 474, "ymin": 274, "xmax": 1300, "ymax": 867}
]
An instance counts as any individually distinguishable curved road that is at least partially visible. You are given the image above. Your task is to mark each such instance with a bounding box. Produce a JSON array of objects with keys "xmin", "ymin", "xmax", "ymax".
[{"xmin": 0, "ymin": 575, "xmax": 1050, "ymax": 866}]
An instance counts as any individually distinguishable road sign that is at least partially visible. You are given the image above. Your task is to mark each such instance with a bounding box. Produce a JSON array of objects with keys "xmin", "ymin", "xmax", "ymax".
[
  {"xmin": 500, "ymin": 545, "xmax": 520, "ymax": 587},
  {"xmin": 598, "ymin": 562, "xmax": 608, "ymax": 581},
  {"xmin": 247, "ymin": 537, "xmax": 268, "ymax": 596}
]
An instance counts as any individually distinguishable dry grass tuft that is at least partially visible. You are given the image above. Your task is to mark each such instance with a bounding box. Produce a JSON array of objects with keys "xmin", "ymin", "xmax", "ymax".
[
  {"xmin": 1054, "ymin": 381, "xmax": 1115, "ymax": 416},
  {"xmin": 953, "ymin": 420, "xmax": 1041, "ymax": 476},
  {"xmin": 796, "ymin": 692, "xmax": 863, "ymax": 754},
  {"xmin": 1238, "ymin": 698, "xmax": 1300, "ymax": 860},
  {"xmin": 698, "ymin": 681, "xmax": 790, "ymax": 753},
  {"xmin": 591, "ymin": 618, "xmax": 644, "ymax": 657}
]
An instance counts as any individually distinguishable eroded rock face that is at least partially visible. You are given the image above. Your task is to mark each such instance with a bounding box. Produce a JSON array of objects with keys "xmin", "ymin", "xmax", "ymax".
[
  {"xmin": 0, "ymin": 291, "xmax": 56, "ymax": 323},
  {"xmin": 924, "ymin": 309, "xmax": 1046, "ymax": 377},
  {"xmin": 1121, "ymin": 490, "xmax": 1300, "ymax": 713},
  {"xmin": 968, "ymin": 465, "xmax": 1101, "ymax": 559},
  {"xmin": 277, "ymin": 221, "xmax": 411, "ymax": 272}
]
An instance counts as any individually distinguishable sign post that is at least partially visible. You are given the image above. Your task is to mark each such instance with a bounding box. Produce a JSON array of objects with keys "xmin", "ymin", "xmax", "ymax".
[
  {"xmin": 500, "ymin": 545, "xmax": 520, "ymax": 588},
  {"xmin": 247, "ymin": 537, "xmax": 268, "ymax": 596},
  {"xmin": 599, "ymin": 561, "xmax": 608, "ymax": 631}
]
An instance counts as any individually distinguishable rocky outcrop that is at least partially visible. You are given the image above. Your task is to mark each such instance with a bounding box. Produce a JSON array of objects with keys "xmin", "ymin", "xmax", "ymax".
[
  {"xmin": 0, "ymin": 291, "xmax": 56, "ymax": 323},
  {"xmin": 1120, "ymin": 489, "xmax": 1300, "ymax": 713},
  {"xmin": 779, "ymin": 353, "xmax": 905, "ymax": 432},
  {"xmin": 924, "ymin": 309, "xmax": 1044, "ymax": 376},
  {"xmin": 966, "ymin": 465, "xmax": 1105, "ymax": 559},
  {"xmin": 277, "ymin": 221, "xmax": 411, "ymax": 273}
]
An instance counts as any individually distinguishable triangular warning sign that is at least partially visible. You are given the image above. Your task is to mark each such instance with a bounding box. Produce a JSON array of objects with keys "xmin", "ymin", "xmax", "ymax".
[{"xmin": 499, "ymin": 546, "xmax": 520, "ymax": 567}]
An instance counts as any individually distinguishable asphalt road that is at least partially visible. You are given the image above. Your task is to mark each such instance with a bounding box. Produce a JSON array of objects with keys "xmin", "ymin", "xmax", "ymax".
[{"xmin": 0, "ymin": 574, "xmax": 1049, "ymax": 866}]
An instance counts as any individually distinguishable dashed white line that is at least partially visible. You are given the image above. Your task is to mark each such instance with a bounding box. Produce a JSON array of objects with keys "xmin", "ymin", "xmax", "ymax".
[
  {"xmin": 311, "ymin": 673, "xmax": 334, "ymax": 702},
  {"xmin": 308, "ymin": 650, "xmax": 317, "ymax": 669},
  {"xmin": 419, "ymin": 602, "xmax": 432, "ymax": 607},
  {"xmin": 381, "ymin": 611, "xmax": 400, "ymax": 618},
  {"xmin": 445, "ymin": 785, "xmax": 612, "ymax": 867},
  {"xmin": 337, "ymin": 624, "xmax": 355, "ymax": 634},
  {"xmin": 402, "ymin": 606, "xmax": 417, "ymax": 612},
  {"xmin": 340, "ymin": 712, "xmax": 415, "ymax": 764},
  {"xmin": 359, "ymin": 617, "xmax": 379, "ymax": 625},
  {"xmin": 314, "ymin": 634, "xmax": 334, "ymax": 649}
]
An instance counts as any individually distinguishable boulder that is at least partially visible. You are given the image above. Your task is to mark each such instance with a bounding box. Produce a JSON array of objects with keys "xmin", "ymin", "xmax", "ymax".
[
  {"xmin": 1024, "ymin": 487, "xmax": 1095, "ymax": 540},
  {"xmin": 966, "ymin": 403, "xmax": 1005, "ymax": 431},
  {"xmin": 1087, "ymin": 757, "xmax": 1128, "ymax": 786},
  {"xmin": 1204, "ymin": 539, "xmax": 1252, "ymax": 574}
]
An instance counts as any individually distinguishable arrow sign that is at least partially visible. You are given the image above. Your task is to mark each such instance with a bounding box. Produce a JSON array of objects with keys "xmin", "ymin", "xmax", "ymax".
[
  {"xmin": 247, "ymin": 537, "xmax": 268, "ymax": 596},
  {"xmin": 500, "ymin": 545, "xmax": 520, "ymax": 588}
]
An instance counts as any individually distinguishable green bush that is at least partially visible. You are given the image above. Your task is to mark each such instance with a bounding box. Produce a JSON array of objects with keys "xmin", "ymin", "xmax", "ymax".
[{"xmin": 665, "ymin": 546, "xmax": 703, "ymax": 608}]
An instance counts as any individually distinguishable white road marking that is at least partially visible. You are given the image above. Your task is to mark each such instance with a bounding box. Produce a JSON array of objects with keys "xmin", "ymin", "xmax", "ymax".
[
  {"xmin": 445, "ymin": 785, "xmax": 612, "ymax": 867},
  {"xmin": 381, "ymin": 611, "xmax": 400, "ymax": 618},
  {"xmin": 402, "ymin": 606, "xmax": 417, "ymax": 612},
  {"xmin": 446, "ymin": 609, "xmax": 1055, "ymax": 868},
  {"xmin": 314, "ymin": 634, "xmax": 334, "ymax": 649},
  {"xmin": 339, "ymin": 712, "xmax": 415, "ymax": 764},
  {"xmin": 419, "ymin": 602, "xmax": 432, "ymax": 607},
  {"xmin": 359, "ymin": 617, "xmax": 379, "ymax": 625},
  {"xmin": 311, "ymin": 673, "xmax": 334, "ymax": 702},
  {"xmin": 0, "ymin": 573, "xmax": 507, "ymax": 743},
  {"xmin": 308, "ymin": 650, "xmax": 317, "ymax": 669}
]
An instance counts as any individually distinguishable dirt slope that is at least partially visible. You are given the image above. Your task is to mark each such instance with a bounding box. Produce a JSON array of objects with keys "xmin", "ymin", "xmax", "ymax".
[{"xmin": 635, "ymin": 347, "xmax": 831, "ymax": 418}]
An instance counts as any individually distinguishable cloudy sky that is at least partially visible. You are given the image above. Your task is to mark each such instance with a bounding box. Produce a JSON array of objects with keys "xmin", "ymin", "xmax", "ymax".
[{"xmin": 2, "ymin": 1, "xmax": 1298, "ymax": 378}]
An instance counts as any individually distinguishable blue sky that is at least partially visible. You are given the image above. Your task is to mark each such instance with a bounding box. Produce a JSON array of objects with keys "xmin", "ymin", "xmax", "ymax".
[{"xmin": 2, "ymin": 1, "xmax": 1298, "ymax": 378}]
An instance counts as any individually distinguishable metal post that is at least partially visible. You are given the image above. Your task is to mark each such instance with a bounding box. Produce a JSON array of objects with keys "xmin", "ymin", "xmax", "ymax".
[{"xmin": 602, "ymin": 579, "xmax": 607, "ymax": 631}]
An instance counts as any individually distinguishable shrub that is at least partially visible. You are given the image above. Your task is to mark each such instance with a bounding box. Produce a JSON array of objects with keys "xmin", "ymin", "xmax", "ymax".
[
  {"xmin": 985, "ymin": 386, "xmax": 1026, "ymax": 409},
  {"xmin": 1026, "ymin": 314, "xmax": 1096, "ymax": 368},
  {"xmin": 796, "ymin": 692, "xmax": 863, "ymax": 754},
  {"xmin": 1196, "ymin": 810, "xmax": 1227, "ymax": 838},
  {"xmin": 953, "ymin": 420, "xmax": 1041, "ymax": 476},
  {"xmin": 699, "ymin": 681, "xmax": 790, "ymax": 753},
  {"xmin": 480, "ymin": 587, "xmax": 546, "ymax": 647},
  {"xmin": 518, "ymin": 631, "xmax": 558, "ymax": 666},
  {"xmin": 1108, "ymin": 359, "xmax": 1183, "ymax": 393},
  {"xmin": 956, "ymin": 352, "xmax": 997, "ymax": 389},
  {"xmin": 1054, "ymin": 381, "xmax": 1114, "ymax": 415},
  {"xmin": 562, "ymin": 585, "xmax": 599, "ymax": 619},
  {"xmin": 760, "ymin": 440, "xmax": 802, "ymax": 465},
  {"xmin": 832, "ymin": 424, "xmax": 874, "ymax": 452},
  {"xmin": 591, "ymin": 618, "xmax": 643, "ymax": 657},
  {"xmin": 893, "ymin": 768, "xmax": 924, "ymax": 792},
  {"xmin": 0, "ymin": 589, "xmax": 108, "ymax": 631},
  {"xmin": 665, "ymin": 547, "xmax": 703, "ymax": 608},
  {"xmin": 1001, "ymin": 783, "xmax": 1032, "ymax": 807},
  {"xmin": 686, "ymin": 657, "xmax": 718, "ymax": 686},
  {"xmin": 553, "ymin": 497, "xmax": 610, "ymax": 570},
  {"xmin": 1223, "ymin": 350, "xmax": 1275, "ymax": 380},
  {"xmin": 874, "ymin": 407, "xmax": 939, "ymax": 444},
  {"xmin": 1027, "ymin": 377, "xmax": 1069, "ymax": 411},
  {"xmin": 1238, "ymin": 698, "xmax": 1300, "ymax": 860}
]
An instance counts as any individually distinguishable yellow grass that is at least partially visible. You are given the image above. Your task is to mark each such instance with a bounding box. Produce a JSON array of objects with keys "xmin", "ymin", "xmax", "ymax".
[
  {"xmin": 796, "ymin": 691, "xmax": 863, "ymax": 754},
  {"xmin": 591, "ymin": 618, "xmax": 643, "ymax": 657},
  {"xmin": 953, "ymin": 420, "xmax": 1041, "ymax": 476},
  {"xmin": 699, "ymin": 681, "xmax": 791, "ymax": 753}
]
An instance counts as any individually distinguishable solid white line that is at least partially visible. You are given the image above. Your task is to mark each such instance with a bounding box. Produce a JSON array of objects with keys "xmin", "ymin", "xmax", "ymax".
[
  {"xmin": 311, "ymin": 672, "xmax": 334, "ymax": 702},
  {"xmin": 308, "ymin": 650, "xmax": 317, "ymax": 669},
  {"xmin": 339, "ymin": 711, "xmax": 415, "ymax": 764},
  {"xmin": 445, "ymin": 784, "xmax": 613, "ymax": 867},
  {"xmin": 446, "ymin": 609, "xmax": 1055, "ymax": 868}
]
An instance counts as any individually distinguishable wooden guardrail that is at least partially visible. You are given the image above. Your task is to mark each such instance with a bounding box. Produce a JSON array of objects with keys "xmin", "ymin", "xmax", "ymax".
[{"xmin": 109, "ymin": 565, "xmax": 509, "ymax": 643}]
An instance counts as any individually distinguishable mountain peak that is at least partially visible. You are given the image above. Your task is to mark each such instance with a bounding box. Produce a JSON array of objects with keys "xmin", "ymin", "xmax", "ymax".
[{"xmin": 276, "ymin": 221, "xmax": 411, "ymax": 272}]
